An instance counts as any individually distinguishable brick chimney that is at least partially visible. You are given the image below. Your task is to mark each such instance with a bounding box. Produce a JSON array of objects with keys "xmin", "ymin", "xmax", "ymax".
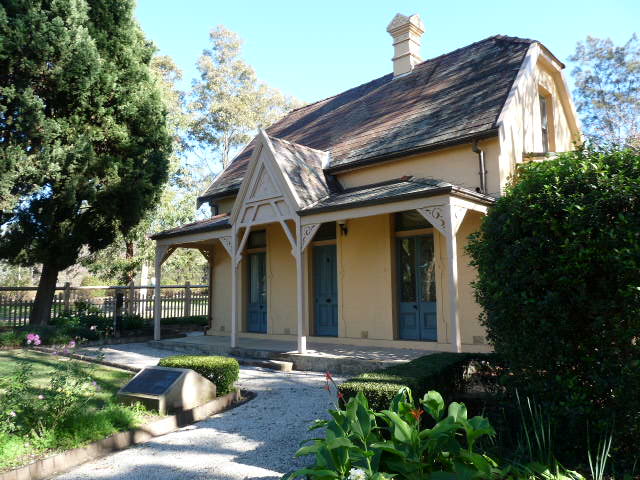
[{"xmin": 386, "ymin": 13, "xmax": 425, "ymax": 77}]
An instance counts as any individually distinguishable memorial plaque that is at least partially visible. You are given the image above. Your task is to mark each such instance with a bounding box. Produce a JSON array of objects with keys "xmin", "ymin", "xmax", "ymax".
[
  {"xmin": 120, "ymin": 369, "xmax": 182, "ymax": 396},
  {"xmin": 118, "ymin": 366, "xmax": 217, "ymax": 415}
]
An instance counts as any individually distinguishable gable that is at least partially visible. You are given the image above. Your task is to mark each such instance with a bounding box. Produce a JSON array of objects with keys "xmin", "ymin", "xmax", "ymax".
[{"xmin": 496, "ymin": 42, "xmax": 582, "ymax": 171}]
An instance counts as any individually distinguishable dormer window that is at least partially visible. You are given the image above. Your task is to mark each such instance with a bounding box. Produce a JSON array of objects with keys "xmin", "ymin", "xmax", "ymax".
[{"xmin": 539, "ymin": 93, "xmax": 550, "ymax": 153}]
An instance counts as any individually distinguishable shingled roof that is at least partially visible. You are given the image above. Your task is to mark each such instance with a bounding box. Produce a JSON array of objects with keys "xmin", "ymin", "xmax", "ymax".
[
  {"xmin": 299, "ymin": 177, "xmax": 494, "ymax": 215},
  {"xmin": 199, "ymin": 35, "xmax": 538, "ymax": 205}
]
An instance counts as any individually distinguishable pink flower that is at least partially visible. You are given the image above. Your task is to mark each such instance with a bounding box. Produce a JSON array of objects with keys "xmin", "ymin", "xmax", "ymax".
[
  {"xmin": 9, "ymin": 411, "xmax": 16, "ymax": 417},
  {"xmin": 26, "ymin": 333, "xmax": 41, "ymax": 346},
  {"xmin": 68, "ymin": 340, "xmax": 76, "ymax": 348}
]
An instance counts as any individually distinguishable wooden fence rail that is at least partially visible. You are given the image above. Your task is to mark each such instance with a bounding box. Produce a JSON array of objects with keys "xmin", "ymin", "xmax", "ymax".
[{"xmin": 0, "ymin": 283, "xmax": 209, "ymax": 327}]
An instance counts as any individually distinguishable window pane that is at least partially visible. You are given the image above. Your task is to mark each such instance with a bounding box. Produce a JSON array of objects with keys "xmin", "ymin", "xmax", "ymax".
[
  {"xmin": 539, "ymin": 95, "xmax": 549, "ymax": 153},
  {"xmin": 395, "ymin": 211, "xmax": 432, "ymax": 231},
  {"xmin": 417, "ymin": 236, "xmax": 436, "ymax": 302},
  {"xmin": 398, "ymin": 238, "xmax": 417, "ymax": 302}
]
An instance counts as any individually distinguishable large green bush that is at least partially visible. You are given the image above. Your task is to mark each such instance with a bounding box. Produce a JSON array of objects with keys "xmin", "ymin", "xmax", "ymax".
[
  {"xmin": 338, "ymin": 353, "xmax": 496, "ymax": 412},
  {"xmin": 467, "ymin": 147, "xmax": 640, "ymax": 466},
  {"xmin": 158, "ymin": 355, "xmax": 240, "ymax": 395}
]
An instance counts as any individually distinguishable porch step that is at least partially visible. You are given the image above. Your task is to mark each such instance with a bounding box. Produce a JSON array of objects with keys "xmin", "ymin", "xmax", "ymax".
[
  {"xmin": 149, "ymin": 340, "xmax": 293, "ymax": 372},
  {"xmin": 149, "ymin": 338, "xmax": 409, "ymax": 375}
]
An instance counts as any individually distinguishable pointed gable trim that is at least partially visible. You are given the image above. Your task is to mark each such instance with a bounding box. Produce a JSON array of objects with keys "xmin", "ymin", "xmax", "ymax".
[{"xmin": 229, "ymin": 130, "xmax": 301, "ymax": 228}]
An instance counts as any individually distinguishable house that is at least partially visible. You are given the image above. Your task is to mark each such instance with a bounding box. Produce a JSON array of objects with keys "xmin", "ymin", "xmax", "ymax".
[{"xmin": 151, "ymin": 13, "xmax": 582, "ymax": 354}]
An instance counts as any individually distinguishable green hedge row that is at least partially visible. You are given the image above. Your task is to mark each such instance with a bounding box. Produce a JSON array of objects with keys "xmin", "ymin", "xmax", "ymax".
[
  {"xmin": 158, "ymin": 355, "xmax": 240, "ymax": 395},
  {"xmin": 338, "ymin": 352, "xmax": 497, "ymax": 412}
]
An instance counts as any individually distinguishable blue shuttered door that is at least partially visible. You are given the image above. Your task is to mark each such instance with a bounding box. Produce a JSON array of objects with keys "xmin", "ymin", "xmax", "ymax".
[
  {"xmin": 247, "ymin": 252, "xmax": 267, "ymax": 333},
  {"xmin": 314, "ymin": 245, "xmax": 338, "ymax": 336},
  {"xmin": 398, "ymin": 235, "xmax": 437, "ymax": 341}
]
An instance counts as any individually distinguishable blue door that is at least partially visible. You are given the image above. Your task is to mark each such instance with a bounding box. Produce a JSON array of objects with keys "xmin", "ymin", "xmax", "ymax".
[
  {"xmin": 314, "ymin": 245, "xmax": 338, "ymax": 336},
  {"xmin": 247, "ymin": 252, "xmax": 267, "ymax": 333},
  {"xmin": 398, "ymin": 236, "xmax": 437, "ymax": 341}
]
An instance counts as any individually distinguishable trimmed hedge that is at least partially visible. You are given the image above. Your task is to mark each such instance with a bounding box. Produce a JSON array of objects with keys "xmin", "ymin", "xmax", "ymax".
[
  {"xmin": 338, "ymin": 352, "xmax": 496, "ymax": 412},
  {"xmin": 158, "ymin": 355, "xmax": 240, "ymax": 395}
]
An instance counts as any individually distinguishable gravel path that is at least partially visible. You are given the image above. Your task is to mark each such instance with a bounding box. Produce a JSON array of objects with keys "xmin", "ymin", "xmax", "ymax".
[{"xmin": 55, "ymin": 343, "xmax": 339, "ymax": 480}]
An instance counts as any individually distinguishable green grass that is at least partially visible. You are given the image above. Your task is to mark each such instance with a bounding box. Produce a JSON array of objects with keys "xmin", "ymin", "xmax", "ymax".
[{"xmin": 0, "ymin": 350, "xmax": 154, "ymax": 472}]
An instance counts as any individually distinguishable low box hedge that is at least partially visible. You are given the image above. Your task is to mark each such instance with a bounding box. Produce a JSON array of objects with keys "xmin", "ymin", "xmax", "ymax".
[
  {"xmin": 158, "ymin": 355, "xmax": 240, "ymax": 395},
  {"xmin": 338, "ymin": 352, "xmax": 497, "ymax": 411}
]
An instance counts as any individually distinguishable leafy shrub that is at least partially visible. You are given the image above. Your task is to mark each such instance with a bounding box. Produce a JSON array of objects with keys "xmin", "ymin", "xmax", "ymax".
[
  {"xmin": 161, "ymin": 315, "xmax": 208, "ymax": 326},
  {"xmin": 338, "ymin": 353, "xmax": 496, "ymax": 412},
  {"xmin": 467, "ymin": 147, "xmax": 640, "ymax": 467},
  {"xmin": 158, "ymin": 355, "xmax": 239, "ymax": 395},
  {"xmin": 121, "ymin": 313, "xmax": 146, "ymax": 330},
  {"xmin": 288, "ymin": 388, "xmax": 581, "ymax": 480},
  {"xmin": 0, "ymin": 330, "xmax": 22, "ymax": 348}
]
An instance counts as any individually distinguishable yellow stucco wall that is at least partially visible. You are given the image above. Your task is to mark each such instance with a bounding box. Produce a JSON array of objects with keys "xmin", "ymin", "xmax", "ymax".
[
  {"xmin": 213, "ymin": 197, "xmax": 235, "ymax": 215},
  {"xmin": 264, "ymin": 224, "xmax": 298, "ymax": 335},
  {"xmin": 210, "ymin": 240, "xmax": 231, "ymax": 334},
  {"xmin": 337, "ymin": 139, "xmax": 502, "ymax": 197},
  {"xmin": 456, "ymin": 211, "xmax": 486, "ymax": 345},
  {"xmin": 337, "ymin": 214, "xmax": 395, "ymax": 340}
]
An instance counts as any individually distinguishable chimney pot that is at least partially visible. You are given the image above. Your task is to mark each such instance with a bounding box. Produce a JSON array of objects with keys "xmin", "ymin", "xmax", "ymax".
[{"xmin": 386, "ymin": 13, "xmax": 425, "ymax": 77}]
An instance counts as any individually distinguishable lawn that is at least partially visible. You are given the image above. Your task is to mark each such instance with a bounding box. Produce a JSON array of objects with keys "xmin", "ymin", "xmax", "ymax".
[{"xmin": 0, "ymin": 350, "xmax": 154, "ymax": 472}]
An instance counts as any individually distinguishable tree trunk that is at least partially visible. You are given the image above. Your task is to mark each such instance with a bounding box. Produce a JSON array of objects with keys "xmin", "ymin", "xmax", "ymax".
[
  {"xmin": 30, "ymin": 263, "xmax": 60, "ymax": 325},
  {"xmin": 125, "ymin": 240, "xmax": 135, "ymax": 285}
]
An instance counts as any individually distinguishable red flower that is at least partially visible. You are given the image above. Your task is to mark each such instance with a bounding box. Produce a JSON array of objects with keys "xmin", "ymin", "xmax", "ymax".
[
  {"xmin": 409, "ymin": 408, "xmax": 424, "ymax": 421},
  {"xmin": 337, "ymin": 392, "xmax": 344, "ymax": 400}
]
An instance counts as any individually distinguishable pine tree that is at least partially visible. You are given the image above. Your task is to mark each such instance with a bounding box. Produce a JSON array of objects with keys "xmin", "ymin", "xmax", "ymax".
[{"xmin": 0, "ymin": 0, "xmax": 172, "ymax": 324}]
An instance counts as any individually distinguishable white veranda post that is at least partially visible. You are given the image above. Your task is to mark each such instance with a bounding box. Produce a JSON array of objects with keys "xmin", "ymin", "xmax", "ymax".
[{"xmin": 417, "ymin": 204, "xmax": 467, "ymax": 353}]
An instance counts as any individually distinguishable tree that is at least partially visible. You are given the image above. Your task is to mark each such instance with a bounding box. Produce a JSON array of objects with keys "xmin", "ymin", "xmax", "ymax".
[
  {"xmin": 467, "ymin": 147, "xmax": 640, "ymax": 466},
  {"xmin": 85, "ymin": 55, "xmax": 208, "ymax": 286},
  {"xmin": 0, "ymin": 0, "xmax": 172, "ymax": 324},
  {"xmin": 570, "ymin": 34, "xmax": 640, "ymax": 147},
  {"xmin": 189, "ymin": 26, "xmax": 301, "ymax": 172}
]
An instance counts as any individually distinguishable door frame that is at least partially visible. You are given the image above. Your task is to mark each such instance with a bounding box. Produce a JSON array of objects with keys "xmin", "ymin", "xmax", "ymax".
[{"xmin": 394, "ymin": 227, "xmax": 438, "ymax": 341}]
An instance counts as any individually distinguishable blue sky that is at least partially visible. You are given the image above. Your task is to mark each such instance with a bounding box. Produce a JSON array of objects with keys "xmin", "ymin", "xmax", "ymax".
[{"xmin": 135, "ymin": 0, "xmax": 639, "ymax": 104}]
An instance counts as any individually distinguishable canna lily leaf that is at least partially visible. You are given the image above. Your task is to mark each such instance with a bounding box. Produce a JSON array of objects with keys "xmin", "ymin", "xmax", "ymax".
[
  {"xmin": 447, "ymin": 402, "xmax": 467, "ymax": 423},
  {"xmin": 422, "ymin": 390, "xmax": 445, "ymax": 421}
]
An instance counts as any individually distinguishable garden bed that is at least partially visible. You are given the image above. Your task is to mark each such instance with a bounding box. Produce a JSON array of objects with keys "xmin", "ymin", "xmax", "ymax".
[
  {"xmin": 0, "ymin": 350, "xmax": 157, "ymax": 472},
  {"xmin": 0, "ymin": 389, "xmax": 244, "ymax": 480}
]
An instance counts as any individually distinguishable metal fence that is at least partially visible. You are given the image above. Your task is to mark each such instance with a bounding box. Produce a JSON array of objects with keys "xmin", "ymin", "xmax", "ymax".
[{"xmin": 0, "ymin": 283, "xmax": 209, "ymax": 327}]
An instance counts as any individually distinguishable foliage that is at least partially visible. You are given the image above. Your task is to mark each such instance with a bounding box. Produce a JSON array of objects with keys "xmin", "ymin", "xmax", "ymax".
[
  {"xmin": 161, "ymin": 315, "xmax": 208, "ymax": 326},
  {"xmin": 287, "ymin": 388, "xmax": 582, "ymax": 480},
  {"xmin": 189, "ymin": 25, "xmax": 301, "ymax": 172},
  {"xmin": 570, "ymin": 34, "xmax": 640, "ymax": 148},
  {"xmin": 158, "ymin": 354, "xmax": 239, "ymax": 395},
  {"xmin": 466, "ymin": 147, "xmax": 640, "ymax": 468},
  {"xmin": 0, "ymin": 0, "xmax": 172, "ymax": 324},
  {"xmin": 338, "ymin": 353, "xmax": 497, "ymax": 412},
  {"xmin": 0, "ymin": 350, "xmax": 146, "ymax": 471},
  {"xmin": 84, "ymin": 55, "xmax": 208, "ymax": 286},
  {"xmin": 0, "ymin": 330, "xmax": 22, "ymax": 348}
]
